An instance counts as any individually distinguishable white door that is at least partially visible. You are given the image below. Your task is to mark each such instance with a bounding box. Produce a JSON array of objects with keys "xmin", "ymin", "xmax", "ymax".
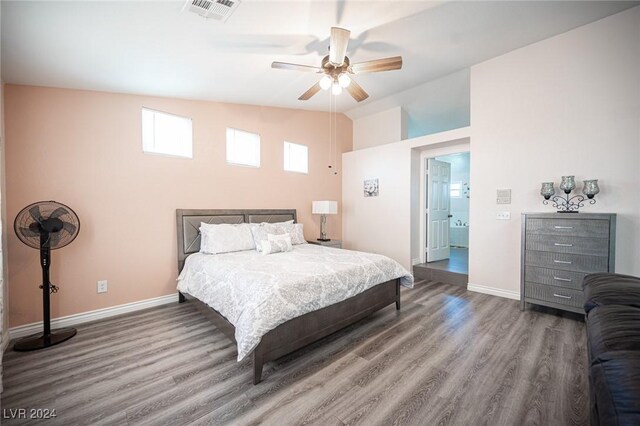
[{"xmin": 426, "ymin": 158, "xmax": 451, "ymax": 262}]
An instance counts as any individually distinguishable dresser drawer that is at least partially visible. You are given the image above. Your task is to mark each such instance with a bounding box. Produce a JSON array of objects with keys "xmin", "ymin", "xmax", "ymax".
[
  {"xmin": 525, "ymin": 234, "xmax": 609, "ymax": 256},
  {"xmin": 524, "ymin": 282, "xmax": 584, "ymax": 309},
  {"xmin": 526, "ymin": 218, "xmax": 609, "ymax": 238},
  {"xmin": 525, "ymin": 250, "xmax": 609, "ymax": 273},
  {"xmin": 524, "ymin": 266, "xmax": 587, "ymax": 290}
]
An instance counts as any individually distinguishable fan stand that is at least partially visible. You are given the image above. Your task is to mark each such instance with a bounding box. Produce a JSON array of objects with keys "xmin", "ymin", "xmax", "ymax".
[{"xmin": 14, "ymin": 233, "xmax": 76, "ymax": 352}]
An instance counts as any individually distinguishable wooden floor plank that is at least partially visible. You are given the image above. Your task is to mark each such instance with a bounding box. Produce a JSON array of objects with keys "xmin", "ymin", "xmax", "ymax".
[{"xmin": 1, "ymin": 281, "xmax": 588, "ymax": 425}]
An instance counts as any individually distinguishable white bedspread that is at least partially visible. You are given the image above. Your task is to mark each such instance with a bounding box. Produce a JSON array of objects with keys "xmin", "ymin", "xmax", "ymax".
[{"xmin": 177, "ymin": 244, "xmax": 413, "ymax": 361}]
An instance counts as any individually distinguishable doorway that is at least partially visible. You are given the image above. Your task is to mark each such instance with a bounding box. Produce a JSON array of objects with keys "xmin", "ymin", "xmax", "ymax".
[{"xmin": 416, "ymin": 151, "xmax": 470, "ymax": 284}]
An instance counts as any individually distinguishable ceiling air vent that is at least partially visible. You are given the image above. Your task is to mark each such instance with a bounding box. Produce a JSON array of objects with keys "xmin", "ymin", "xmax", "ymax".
[{"xmin": 184, "ymin": 0, "xmax": 240, "ymax": 22}]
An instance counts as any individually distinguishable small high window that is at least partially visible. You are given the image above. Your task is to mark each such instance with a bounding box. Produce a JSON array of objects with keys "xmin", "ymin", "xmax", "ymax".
[
  {"xmin": 226, "ymin": 128, "xmax": 260, "ymax": 167},
  {"xmin": 283, "ymin": 141, "xmax": 308, "ymax": 174},
  {"xmin": 450, "ymin": 182, "xmax": 462, "ymax": 198},
  {"xmin": 141, "ymin": 108, "xmax": 192, "ymax": 158}
]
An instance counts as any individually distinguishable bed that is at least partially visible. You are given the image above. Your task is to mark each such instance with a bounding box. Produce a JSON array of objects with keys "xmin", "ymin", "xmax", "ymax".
[{"xmin": 176, "ymin": 208, "xmax": 412, "ymax": 384}]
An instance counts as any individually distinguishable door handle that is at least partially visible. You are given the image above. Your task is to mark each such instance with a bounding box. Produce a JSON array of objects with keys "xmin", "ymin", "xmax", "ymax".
[{"xmin": 447, "ymin": 214, "xmax": 453, "ymax": 218}]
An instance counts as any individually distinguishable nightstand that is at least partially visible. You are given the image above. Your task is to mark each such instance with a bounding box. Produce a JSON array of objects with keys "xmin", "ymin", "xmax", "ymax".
[{"xmin": 308, "ymin": 240, "xmax": 342, "ymax": 249}]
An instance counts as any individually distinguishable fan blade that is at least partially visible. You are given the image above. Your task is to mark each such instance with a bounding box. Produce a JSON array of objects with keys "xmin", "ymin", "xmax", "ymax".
[
  {"xmin": 62, "ymin": 222, "xmax": 77, "ymax": 236},
  {"xmin": 329, "ymin": 27, "xmax": 350, "ymax": 66},
  {"xmin": 350, "ymin": 56, "xmax": 403, "ymax": 74},
  {"xmin": 19, "ymin": 227, "xmax": 40, "ymax": 238},
  {"xmin": 346, "ymin": 79, "xmax": 369, "ymax": 102},
  {"xmin": 298, "ymin": 82, "xmax": 322, "ymax": 101},
  {"xmin": 47, "ymin": 233, "xmax": 60, "ymax": 248},
  {"xmin": 271, "ymin": 62, "xmax": 321, "ymax": 73},
  {"xmin": 49, "ymin": 207, "xmax": 69, "ymax": 219},
  {"xmin": 29, "ymin": 205, "xmax": 43, "ymax": 223}
]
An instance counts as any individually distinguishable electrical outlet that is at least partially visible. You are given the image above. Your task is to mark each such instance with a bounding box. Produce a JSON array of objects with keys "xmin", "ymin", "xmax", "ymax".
[
  {"xmin": 97, "ymin": 280, "xmax": 108, "ymax": 293},
  {"xmin": 496, "ymin": 211, "xmax": 511, "ymax": 220}
]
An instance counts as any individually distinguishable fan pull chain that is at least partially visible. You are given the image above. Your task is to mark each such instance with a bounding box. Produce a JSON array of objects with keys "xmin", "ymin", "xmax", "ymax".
[
  {"xmin": 39, "ymin": 283, "xmax": 59, "ymax": 294},
  {"xmin": 328, "ymin": 90, "xmax": 333, "ymax": 171},
  {"xmin": 334, "ymin": 97, "xmax": 338, "ymax": 176}
]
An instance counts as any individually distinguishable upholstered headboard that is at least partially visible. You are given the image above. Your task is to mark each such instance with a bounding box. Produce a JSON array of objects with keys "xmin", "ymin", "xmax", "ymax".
[{"xmin": 176, "ymin": 209, "xmax": 297, "ymax": 272}]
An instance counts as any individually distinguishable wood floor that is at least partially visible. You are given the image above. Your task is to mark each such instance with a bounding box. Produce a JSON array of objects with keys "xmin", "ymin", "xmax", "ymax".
[{"xmin": 1, "ymin": 281, "xmax": 589, "ymax": 425}]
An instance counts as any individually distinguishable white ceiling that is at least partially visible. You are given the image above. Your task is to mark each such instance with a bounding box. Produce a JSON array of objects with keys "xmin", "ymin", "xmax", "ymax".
[{"xmin": 2, "ymin": 1, "xmax": 638, "ymax": 117}]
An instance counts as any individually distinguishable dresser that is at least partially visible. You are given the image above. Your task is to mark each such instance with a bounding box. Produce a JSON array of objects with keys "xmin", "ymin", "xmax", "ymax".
[{"xmin": 521, "ymin": 213, "xmax": 616, "ymax": 313}]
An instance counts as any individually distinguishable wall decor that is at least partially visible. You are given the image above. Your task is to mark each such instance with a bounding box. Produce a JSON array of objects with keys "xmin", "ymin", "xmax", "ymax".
[
  {"xmin": 364, "ymin": 179, "xmax": 379, "ymax": 197},
  {"xmin": 540, "ymin": 176, "xmax": 600, "ymax": 213}
]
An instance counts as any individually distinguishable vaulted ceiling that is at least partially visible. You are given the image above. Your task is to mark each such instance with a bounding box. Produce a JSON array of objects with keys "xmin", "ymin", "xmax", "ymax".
[{"xmin": 2, "ymin": 1, "xmax": 637, "ymax": 122}]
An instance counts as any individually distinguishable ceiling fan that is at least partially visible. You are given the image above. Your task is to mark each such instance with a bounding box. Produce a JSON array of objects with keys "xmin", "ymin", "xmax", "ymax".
[{"xmin": 271, "ymin": 27, "xmax": 403, "ymax": 103}]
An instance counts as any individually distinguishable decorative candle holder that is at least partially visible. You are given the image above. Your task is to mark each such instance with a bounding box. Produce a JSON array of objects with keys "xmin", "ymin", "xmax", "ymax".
[
  {"xmin": 541, "ymin": 176, "xmax": 599, "ymax": 213},
  {"xmin": 582, "ymin": 179, "xmax": 600, "ymax": 199},
  {"xmin": 559, "ymin": 175, "xmax": 576, "ymax": 194}
]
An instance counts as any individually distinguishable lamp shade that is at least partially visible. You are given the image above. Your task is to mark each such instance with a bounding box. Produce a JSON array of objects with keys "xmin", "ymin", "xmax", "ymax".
[{"xmin": 312, "ymin": 201, "xmax": 338, "ymax": 215}]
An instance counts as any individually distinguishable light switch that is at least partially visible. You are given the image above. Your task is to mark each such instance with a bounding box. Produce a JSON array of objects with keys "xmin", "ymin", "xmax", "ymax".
[
  {"xmin": 497, "ymin": 189, "xmax": 511, "ymax": 204},
  {"xmin": 497, "ymin": 211, "xmax": 511, "ymax": 220}
]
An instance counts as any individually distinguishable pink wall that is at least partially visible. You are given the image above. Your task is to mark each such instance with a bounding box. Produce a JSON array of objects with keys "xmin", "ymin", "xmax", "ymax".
[{"xmin": 4, "ymin": 85, "xmax": 352, "ymax": 327}]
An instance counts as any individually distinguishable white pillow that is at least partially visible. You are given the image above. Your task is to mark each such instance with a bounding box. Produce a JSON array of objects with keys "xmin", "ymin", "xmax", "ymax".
[
  {"xmin": 199, "ymin": 223, "xmax": 255, "ymax": 254},
  {"xmin": 251, "ymin": 220, "xmax": 307, "ymax": 250},
  {"xmin": 290, "ymin": 223, "xmax": 306, "ymax": 245},
  {"xmin": 268, "ymin": 232, "xmax": 291, "ymax": 243},
  {"xmin": 251, "ymin": 222, "xmax": 286, "ymax": 252},
  {"xmin": 260, "ymin": 235, "xmax": 293, "ymax": 255}
]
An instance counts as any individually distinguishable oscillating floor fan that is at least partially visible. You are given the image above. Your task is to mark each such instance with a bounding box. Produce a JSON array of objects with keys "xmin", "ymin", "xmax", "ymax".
[{"xmin": 14, "ymin": 201, "xmax": 80, "ymax": 351}]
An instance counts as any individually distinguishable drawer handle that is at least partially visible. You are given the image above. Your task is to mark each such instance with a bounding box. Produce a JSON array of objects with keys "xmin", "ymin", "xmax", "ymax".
[
  {"xmin": 553, "ymin": 293, "xmax": 572, "ymax": 299},
  {"xmin": 554, "ymin": 243, "xmax": 573, "ymax": 247},
  {"xmin": 553, "ymin": 276, "xmax": 572, "ymax": 282},
  {"xmin": 553, "ymin": 260, "xmax": 572, "ymax": 264},
  {"xmin": 554, "ymin": 226, "xmax": 574, "ymax": 229}
]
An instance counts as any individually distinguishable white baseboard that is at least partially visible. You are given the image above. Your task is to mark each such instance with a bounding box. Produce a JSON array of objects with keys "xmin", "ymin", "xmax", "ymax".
[
  {"xmin": 467, "ymin": 283, "xmax": 520, "ymax": 300},
  {"xmin": 412, "ymin": 258, "xmax": 422, "ymax": 266},
  {"xmin": 8, "ymin": 293, "xmax": 178, "ymax": 341}
]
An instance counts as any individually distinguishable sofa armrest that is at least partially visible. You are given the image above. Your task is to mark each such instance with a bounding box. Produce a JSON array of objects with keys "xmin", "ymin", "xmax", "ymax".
[{"xmin": 584, "ymin": 273, "xmax": 640, "ymax": 314}]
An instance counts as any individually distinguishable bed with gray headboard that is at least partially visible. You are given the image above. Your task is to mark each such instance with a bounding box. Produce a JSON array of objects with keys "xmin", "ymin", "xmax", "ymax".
[{"xmin": 176, "ymin": 208, "xmax": 401, "ymax": 384}]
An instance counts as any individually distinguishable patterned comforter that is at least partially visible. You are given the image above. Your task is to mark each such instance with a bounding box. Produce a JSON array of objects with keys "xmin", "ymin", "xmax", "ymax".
[{"xmin": 177, "ymin": 244, "xmax": 413, "ymax": 361}]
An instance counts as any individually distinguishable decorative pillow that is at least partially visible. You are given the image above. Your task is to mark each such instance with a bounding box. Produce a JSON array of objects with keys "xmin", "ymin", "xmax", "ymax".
[
  {"xmin": 199, "ymin": 223, "xmax": 255, "ymax": 254},
  {"xmin": 260, "ymin": 234, "xmax": 293, "ymax": 255},
  {"xmin": 251, "ymin": 222, "xmax": 287, "ymax": 251},
  {"xmin": 290, "ymin": 223, "xmax": 306, "ymax": 245},
  {"xmin": 267, "ymin": 232, "xmax": 291, "ymax": 242}
]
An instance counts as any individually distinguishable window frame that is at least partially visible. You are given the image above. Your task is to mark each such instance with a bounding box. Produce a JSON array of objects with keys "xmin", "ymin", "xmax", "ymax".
[
  {"xmin": 226, "ymin": 127, "xmax": 261, "ymax": 168},
  {"xmin": 283, "ymin": 141, "xmax": 309, "ymax": 174},
  {"xmin": 450, "ymin": 181, "xmax": 463, "ymax": 198},
  {"xmin": 141, "ymin": 107, "xmax": 193, "ymax": 159}
]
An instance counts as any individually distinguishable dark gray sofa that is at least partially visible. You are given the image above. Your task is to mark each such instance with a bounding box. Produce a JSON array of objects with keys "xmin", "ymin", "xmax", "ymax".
[{"xmin": 583, "ymin": 273, "xmax": 640, "ymax": 425}]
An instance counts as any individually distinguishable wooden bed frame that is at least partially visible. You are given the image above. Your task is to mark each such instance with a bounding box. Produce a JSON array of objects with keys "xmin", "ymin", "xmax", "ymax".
[{"xmin": 176, "ymin": 208, "xmax": 401, "ymax": 384}]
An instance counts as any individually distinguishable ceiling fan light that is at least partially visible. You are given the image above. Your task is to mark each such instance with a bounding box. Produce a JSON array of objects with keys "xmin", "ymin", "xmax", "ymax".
[
  {"xmin": 338, "ymin": 73, "xmax": 351, "ymax": 88},
  {"xmin": 319, "ymin": 75, "xmax": 332, "ymax": 90},
  {"xmin": 331, "ymin": 83, "xmax": 343, "ymax": 96}
]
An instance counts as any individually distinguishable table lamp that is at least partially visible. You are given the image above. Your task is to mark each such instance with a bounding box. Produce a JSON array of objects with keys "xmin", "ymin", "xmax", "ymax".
[{"xmin": 312, "ymin": 201, "xmax": 338, "ymax": 241}]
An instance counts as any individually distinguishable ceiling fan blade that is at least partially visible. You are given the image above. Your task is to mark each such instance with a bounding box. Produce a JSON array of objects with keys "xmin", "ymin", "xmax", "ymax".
[
  {"xmin": 346, "ymin": 79, "xmax": 369, "ymax": 102},
  {"xmin": 298, "ymin": 82, "xmax": 322, "ymax": 101},
  {"xmin": 329, "ymin": 27, "xmax": 350, "ymax": 66},
  {"xmin": 271, "ymin": 62, "xmax": 321, "ymax": 73},
  {"xmin": 63, "ymin": 222, "xmax": 77, "ymax": 236},
  {"xmin": 350, "ymin": 56, "xmax": 403, "ymax": 74},
  {"xmin": 48, "ymin": 207, "xmax": 69, "ymax": 219},
  {"xmin": 19, "ymin": 227, "xmax": 40, "ymax": 238},
  {"xmin": 29, "ymin": 205, "xmax": 43, "ymax": 223}
]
